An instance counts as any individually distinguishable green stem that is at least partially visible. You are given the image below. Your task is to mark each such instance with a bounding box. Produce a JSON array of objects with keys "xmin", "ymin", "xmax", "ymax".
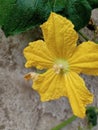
[
  {"xmin": 51, "ymin": 115, "xmax": 77, "ymax": 130},
  {"xmin": 95, "ymin": 107, "xmax": 98, "ymax": 114},
  {"xmin": 78, "ymin": 31, "xmax": 89, "ymax": 41},
  {"xmin": 93, "ymin": 31, "xmax": 96, "ymax": 42},
  {"xmin": 87, "ymin": 124, "xmax": 93, "ymax": 130}
]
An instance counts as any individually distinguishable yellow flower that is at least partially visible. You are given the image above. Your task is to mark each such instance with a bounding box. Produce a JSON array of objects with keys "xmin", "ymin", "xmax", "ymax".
[{"xmin": 23, "ymin": 12, "xmax": 98, "ymax": 118}]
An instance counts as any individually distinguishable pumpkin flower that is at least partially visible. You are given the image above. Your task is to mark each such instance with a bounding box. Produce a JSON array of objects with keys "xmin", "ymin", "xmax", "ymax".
[{"xmin": 23, "ymin": 12, "xmax": 98, "ymax": 118}]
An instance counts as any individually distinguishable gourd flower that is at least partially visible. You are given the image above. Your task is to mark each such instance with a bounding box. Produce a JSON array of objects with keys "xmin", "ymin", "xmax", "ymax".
[{"xmin": 23, "ymin": 12, "xmax": 98, "ymax": 118}]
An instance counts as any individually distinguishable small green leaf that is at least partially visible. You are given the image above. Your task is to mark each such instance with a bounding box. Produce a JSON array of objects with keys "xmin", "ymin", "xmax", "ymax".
[
  {"xmin": 0, "ymin": 0, "xmax": 98, "ymax": 36},
  {"xmin": 86, "ymin": 107, "xmax": 97, "ymax": 126}
]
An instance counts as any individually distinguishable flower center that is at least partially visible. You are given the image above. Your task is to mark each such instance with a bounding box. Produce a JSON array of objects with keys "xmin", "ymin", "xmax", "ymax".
[{"xmin": 53, "ymin": 59, "xmax": 69, "ymax": 74}]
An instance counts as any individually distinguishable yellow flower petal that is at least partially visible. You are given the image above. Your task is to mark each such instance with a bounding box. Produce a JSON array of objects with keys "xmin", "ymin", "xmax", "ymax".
[
  {"xmin": 65, "ymin": 71, "xmax": 93, "ymax": 118},
  {"xmin": 33, "ymin": 69, "xmax": 93, "ymax": 118},
  {"xmin": 33, "ymin": 69, "xmax": 67, "ymax": 101},
  {"xmin": 41, "ymin": 12, "xmax": 78, "ymax": 58},
  {"xmin": 23, "ymin": 40, "xmax": 56, "ymax": 69},
  {"xmin": 69, "ymin": 41, "xmax": 98, "ymax": 75}
]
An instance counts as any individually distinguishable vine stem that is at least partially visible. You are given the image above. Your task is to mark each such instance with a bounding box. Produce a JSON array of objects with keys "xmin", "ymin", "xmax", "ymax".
[
  {"xmin": 51, "ymin": 115, "xmax": 77, "ymax": 130},
  {"xmin": 78, "ymin": 31, "xmax": 89, "ymax": 41}
]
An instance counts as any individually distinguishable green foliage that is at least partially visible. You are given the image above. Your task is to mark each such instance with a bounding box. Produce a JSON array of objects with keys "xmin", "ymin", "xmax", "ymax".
[
  {"xmin": 87, "ymin": 0, "xmax": 98, "ymax": 9},
  {"xmin": 86, "ymin": 107, "xmax": 97, "ymax": 126},
  {"xmin": 65, "ymin": 0, "xmax": 91, "ymax": 32},
  {"xmin": 0, "ymin": 0, "xmax": 98, "ymax": 36}
]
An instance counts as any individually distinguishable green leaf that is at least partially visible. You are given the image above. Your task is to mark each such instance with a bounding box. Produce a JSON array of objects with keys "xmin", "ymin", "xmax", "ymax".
[
  {"xmin": 86, "ymin": 107, "xmax": 97, "ymax": 126},
  {"xmin": 64, "ymin": 0, "xmax": 92, "ymax": 31},
  {"xmin": 0, "ymin": 0, "xmax": 98, "ymax": 36},
  {"xmin": 87, "ymin": 0, "xmax": 98, "ymax": 9},
  {"xmin": 0, "ymin": 0, "xmax": 52, "ymax": 36}
]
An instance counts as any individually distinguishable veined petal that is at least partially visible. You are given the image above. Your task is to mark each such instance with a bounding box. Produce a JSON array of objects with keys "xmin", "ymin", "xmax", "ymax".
[
  {"xmin": 33, "ymin": 69, "xmax": 67, "ymax": 101},
  {"xmin": 65, "ymin": 71, "xmax": 93, "ymax": 118},
  {"xmin": 23, "ymin": 40, "xmax": 56, "ymax": 69},
  {"xmin": 41, "ymin": 12, "xmax": 78, "ymax": 58},
  {"xmin": 68, "ymin": 41, "xmax": 98, "ymax": 75}
]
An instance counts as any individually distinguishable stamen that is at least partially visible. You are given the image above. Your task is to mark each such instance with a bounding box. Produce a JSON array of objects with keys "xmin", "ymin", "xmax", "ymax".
[
  {"xmin": 53, "ymin": 59, "xmax": 69, "ymax": 74},
  {"xmin": 59, "ymin": 64, "xmax": 63, "ymax": 69},
  {"xmin": 53, "ymin": 64, "xmax": 64, "ymax": 74}
]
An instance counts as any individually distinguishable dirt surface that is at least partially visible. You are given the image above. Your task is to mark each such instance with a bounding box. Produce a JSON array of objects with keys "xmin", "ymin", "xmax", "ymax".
[{"xmin": 0, "ymin": 9, "xmax": 98, "ymax": 130}]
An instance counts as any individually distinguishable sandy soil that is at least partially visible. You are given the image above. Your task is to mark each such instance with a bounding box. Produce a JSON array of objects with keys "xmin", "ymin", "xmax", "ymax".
[{"xmin": 0, "ymin": 9, "xmax": 98, "ymax": 130}]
